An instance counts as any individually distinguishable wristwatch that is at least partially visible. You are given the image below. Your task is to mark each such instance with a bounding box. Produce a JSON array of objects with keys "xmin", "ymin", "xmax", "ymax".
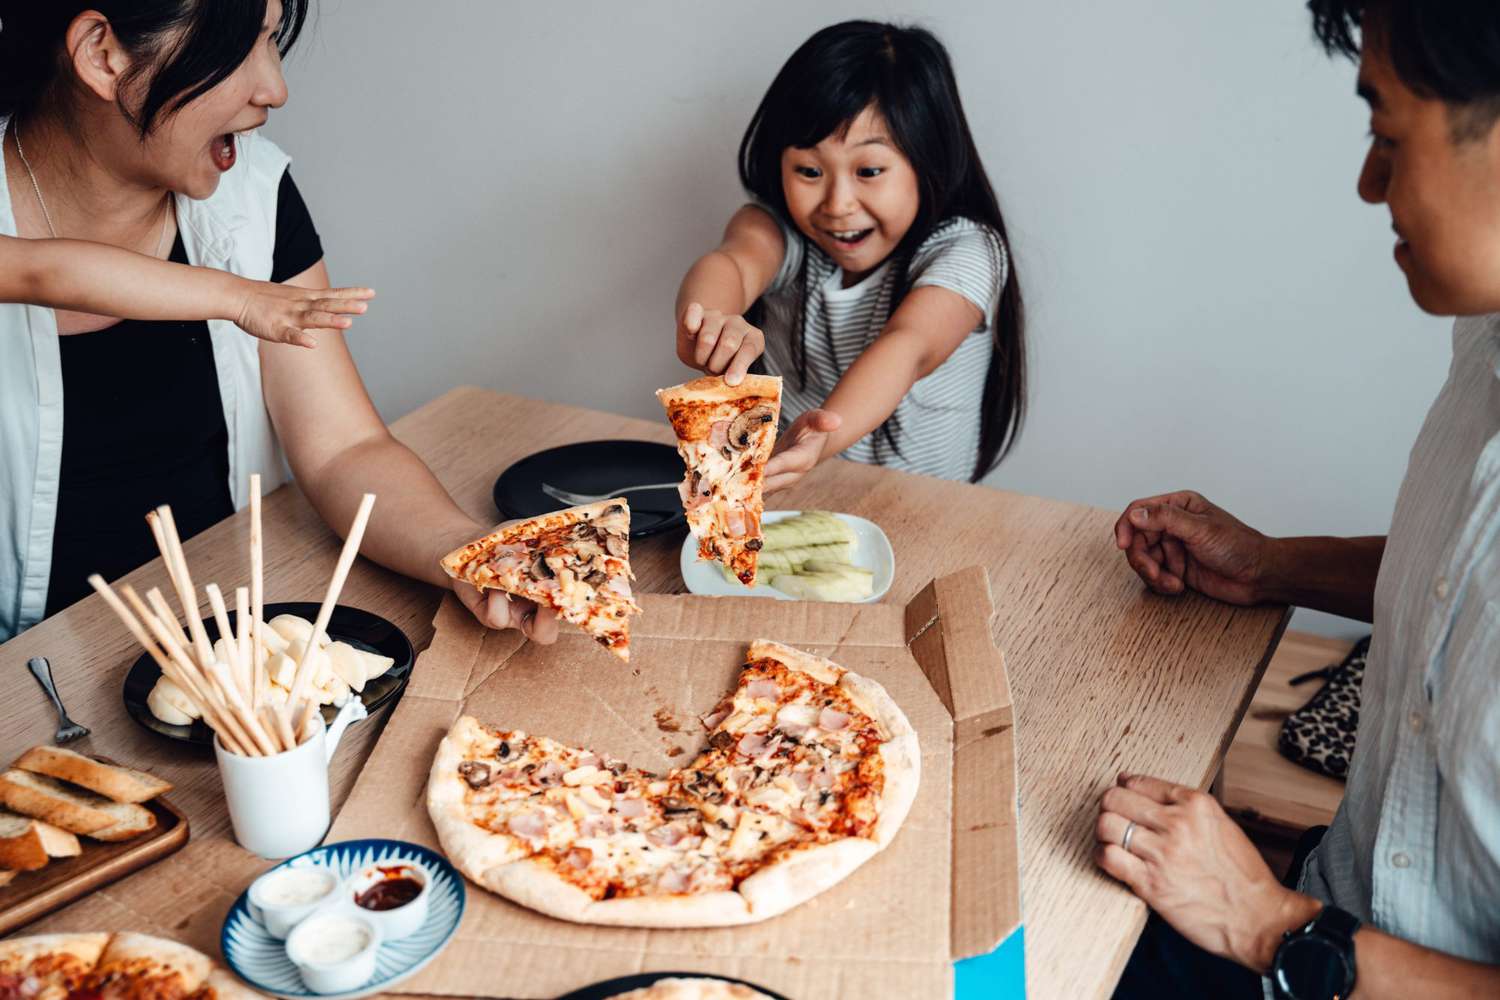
[{"xmin": 1271, "ymin": 904, "xmax": 1361, "ymax": 1000}]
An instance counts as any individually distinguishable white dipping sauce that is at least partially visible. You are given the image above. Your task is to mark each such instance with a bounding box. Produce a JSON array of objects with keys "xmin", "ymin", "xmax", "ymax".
[
  {"xmin": 295, "ymin": 915, "xmax": 372, "ymax": 965},
  {"xmin": 258, "ymin": 867, "xmax": 335, "ymax": 907}
]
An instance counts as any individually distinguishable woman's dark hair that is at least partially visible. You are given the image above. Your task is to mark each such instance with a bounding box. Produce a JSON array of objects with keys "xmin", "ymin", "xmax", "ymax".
[
  {"xmin": 1309, "ymin": 0, "xmax": 1500, "ymax": 140},
  {"xmin": 0, "ymin": 1, "xmax": 309, "ymax": 136},
  {"xmin": 738, "ymin": 20, "xmax": 1025, "ymax": 482}
]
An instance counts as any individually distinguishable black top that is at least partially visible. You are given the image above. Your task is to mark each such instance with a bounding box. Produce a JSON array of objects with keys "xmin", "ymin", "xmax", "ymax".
[{"xmin": 44, "ymin": 170, "xmax": 323, "ymax": 617}]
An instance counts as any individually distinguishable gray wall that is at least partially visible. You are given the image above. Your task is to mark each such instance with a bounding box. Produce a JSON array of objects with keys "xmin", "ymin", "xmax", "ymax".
[{"xmin": 270, "ymin": 1, "xmax": 1454, "ymax": 637}]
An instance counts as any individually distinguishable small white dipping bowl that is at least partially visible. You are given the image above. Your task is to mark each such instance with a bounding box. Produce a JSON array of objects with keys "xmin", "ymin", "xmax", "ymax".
[
  {"xmin": 345, "ymin": 860, "xmax": 430, "ymax": 941},
  {"xmin": 248, "ymin": 865, "xmax": 339, "ymax": 939},
  {"xmin": 285, "ymin": 911, "xmax": 381, "ymax": 994}
]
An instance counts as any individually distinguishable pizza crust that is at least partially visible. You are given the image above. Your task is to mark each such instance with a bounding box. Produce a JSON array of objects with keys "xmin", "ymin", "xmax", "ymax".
[
  {"xmin": 428, "ymin": 717, "xmax": 531, "ymax": 879},
  {"xmin": 0, "ymin": 932, "xmax": 110, "ymax": 974},
  {"xmin": 654, "ymin": 374, "xmax": 782, "ymax": 408},
  {"xmin": 737, "ymin": 837, "xmax": 879, "ymax": 918},
  {"xmin": 746, "ymin": 639, "xmax": 842, "ymax": 685},
  {"xmin": 98, "ymin": 931, "xmax": 213, "ymax": 993},
  {"xmin": 605, "ymin": 977, "xmax": 776, "ymax": 1000}
]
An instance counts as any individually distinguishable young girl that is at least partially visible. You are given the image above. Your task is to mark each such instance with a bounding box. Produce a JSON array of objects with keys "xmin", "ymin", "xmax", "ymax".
[
  {"xmin": 0, "ymin": 235, "xmax": 373, "ymax": 348},
  {"xmin": 675, "ymin": 20, "xmax": 1025, "ymax": 486}
]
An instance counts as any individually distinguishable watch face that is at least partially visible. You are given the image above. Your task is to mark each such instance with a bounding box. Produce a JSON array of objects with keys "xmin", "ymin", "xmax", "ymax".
[{"xmin": 1274, "ymin": 935, "xmax": 1354, "ymax": 999}]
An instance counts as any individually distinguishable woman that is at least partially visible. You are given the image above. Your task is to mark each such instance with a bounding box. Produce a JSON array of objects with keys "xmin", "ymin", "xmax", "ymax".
[{"xmin": 0, "ymin": 1, "xmax": 553, "ymax": 643}]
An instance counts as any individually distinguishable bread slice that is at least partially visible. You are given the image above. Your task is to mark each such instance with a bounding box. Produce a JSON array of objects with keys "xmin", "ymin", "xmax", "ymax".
[
  {"xmin": 0, "ymin": 811, "xmax": 48, "ymax": 871},
  {"xmin": 0, "ymin": 770, "xmax": 153, "ymax": 838},
  {"xmin": 35, "ymin": 819, "xmax": 81, "ymax": 858},
  {"xmin": 13, "ymin": 747, "xmax": 172, "ymax": 804}
]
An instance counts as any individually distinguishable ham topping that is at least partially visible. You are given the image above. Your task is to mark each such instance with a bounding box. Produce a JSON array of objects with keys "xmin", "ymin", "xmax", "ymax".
[
  {"xmin": 709, "ymin": 420, "xmax": 731, "ymax": 451},
  {"xmin": 508, "ymin": 811, "xmax": 547, "ymax": 840},
  {"xmin": 565, "ymin": 847, "xmax": 593, "ymax": 870},
  {"xmin": 535, "ymin": 760, "xmax": 564, "ymax": 786},
  {"xmin": 646, "ymin": 823, "xmax": 686, "ymax": 847},
  {"xmin": 818, "ymin": 708, "xmax": 851, "ymax": 732},
  {"xmin": 615, "ymin": 796, "xmax": 647, "ymax": 819},
  {"xmin": 700, "ymin": 706, "xmax": 731, "ymax": 730},
  {"xmin": 658, "ymin": 868, "xmax": 691, "ymax": 893},
  {"xmin": 746, "ymin": 679, "xmax": 778, "ymax": 701},
  {"xmin": 579, "ymin": 815, "xmax": 617, "ymax": 838}
]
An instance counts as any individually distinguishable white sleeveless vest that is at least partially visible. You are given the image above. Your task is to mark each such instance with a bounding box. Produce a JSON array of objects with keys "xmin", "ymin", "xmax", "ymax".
[{"xmin": 0, "ymin": 117, "xmax": 291, "ymax": 640}]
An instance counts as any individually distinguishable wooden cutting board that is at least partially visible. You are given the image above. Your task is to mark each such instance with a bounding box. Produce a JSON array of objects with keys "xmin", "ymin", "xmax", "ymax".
[{"xmin": 0, "ymin": 796, "xmax": 189, "ymax": 935}]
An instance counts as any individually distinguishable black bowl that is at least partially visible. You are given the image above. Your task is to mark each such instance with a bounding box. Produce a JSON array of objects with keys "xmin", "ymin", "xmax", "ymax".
[
  {"xmin": 493, "ymin": 439, "xmax": 686, "ymax": 538},
  {"xmin": 122, "ymin": 601, "xmax": 414, "ymax": 747},
  {"xmin": 556, "ymin": 972, "xmax": 791, "ymax": 1000}
]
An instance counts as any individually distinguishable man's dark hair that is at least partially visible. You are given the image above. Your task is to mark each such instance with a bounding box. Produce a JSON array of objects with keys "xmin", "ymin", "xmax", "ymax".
[
  {"xmin": 0, "ymin": 1, "xmax": 310, "ymax": 137},
  {"xmin": 1309, "ymin": 0, "xmax": 1500, "ymax": 140}
]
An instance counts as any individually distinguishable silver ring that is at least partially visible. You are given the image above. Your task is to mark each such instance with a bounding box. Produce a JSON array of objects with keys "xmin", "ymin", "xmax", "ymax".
[{"xmin": 1121, "ymin": 820, "xmax": 1137, "ymax": 854}]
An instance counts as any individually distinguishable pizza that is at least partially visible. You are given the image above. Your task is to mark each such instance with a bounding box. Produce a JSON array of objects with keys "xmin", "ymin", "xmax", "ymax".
[
  {"xmin": 440, "ymin": 499, "xmax": 642, "ymax": 660},
  {"xmin": 604, "ymin": 978, "xmax": 775, "ymax": 1000},
  {"xmin": 0, "ymin": 931, "xmax": 263, "ymax": 1000},
  {"xmin": 427, "ymin": 639, "xmax": 919, "ymax": 927},
  {"xmin": 656, "ymin": 375, "xmax": 781, "ymax": 586}
]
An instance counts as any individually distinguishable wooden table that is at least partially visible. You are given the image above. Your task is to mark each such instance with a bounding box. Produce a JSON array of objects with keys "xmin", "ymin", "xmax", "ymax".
[{"xmin": 0, "ymin": 387, "xmax": 1286, "ymax": 998}]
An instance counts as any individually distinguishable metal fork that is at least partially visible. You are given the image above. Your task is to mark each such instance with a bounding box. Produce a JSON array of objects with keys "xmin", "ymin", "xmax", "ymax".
[
  {"xmin": 540, "ymin": 480, "xmax": 681, "ymax": 507},
  {"xmin": 28, "ymin": 657, "xmax": 90, "ymax": 744}
]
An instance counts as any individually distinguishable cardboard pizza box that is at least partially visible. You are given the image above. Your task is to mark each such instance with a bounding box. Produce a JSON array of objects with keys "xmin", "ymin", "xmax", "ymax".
[{"xmin": 328, "ymin": 566, "xmax": 1021, "ymax": 998}]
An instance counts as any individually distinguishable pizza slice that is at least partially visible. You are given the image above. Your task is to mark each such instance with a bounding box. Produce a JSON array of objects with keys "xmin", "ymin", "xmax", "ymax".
[
  {"xmin": 440, "ymin": 499, "xmax": 642, "ymax": 660},
  {"xmin": 0, "ymin": 932, "xmax": 264, "ymax": 1000},
  {"xmin": 656, "ymin": 375, "xmax": 781, "ymax": 586}
]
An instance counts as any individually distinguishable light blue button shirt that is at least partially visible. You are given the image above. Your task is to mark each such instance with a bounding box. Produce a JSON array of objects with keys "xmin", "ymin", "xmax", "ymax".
[{"xmin": 1299, "ymin": 313, "xmax": 1500, "ymax": 962}]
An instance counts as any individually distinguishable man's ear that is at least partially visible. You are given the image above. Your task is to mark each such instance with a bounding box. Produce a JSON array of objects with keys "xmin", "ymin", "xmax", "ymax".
[{"xmin": 65, "ymin": 11, "xmax": 135, "ymax": 104}]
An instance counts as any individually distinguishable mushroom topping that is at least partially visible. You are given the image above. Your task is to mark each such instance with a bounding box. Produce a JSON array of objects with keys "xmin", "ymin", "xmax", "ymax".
[
  {"xmin": 700, "ymin": 706, "xmax": 731, "ymax": 730},
  {"xmin": 709, "ymin": 731, "xmax": 737, "ymax": 751},
  {"xmin": 457, "ymin": 761, "xmax": 491, "ymax": 788},
  {"xmin": 496, "ymin": 740, "xmax": 512, "ymax": 760},
  {"xmin": 530, "ymin": 552, "xmax": 554, "ymax": 580},
  {"xmin": 603, "ymin": 531, "xmax": 627, "ymax": 558},
  {"xmin": 660, "ymin": 796, "xmax": 696, "ymax": 817},
  {"xmin": 745, "ymin": 538, "xmax": 763, "ymax": 551},
  {"xmin": 728, "ymin": 405, "xmax": 774, "ymax": 450},
  {"xmin": 583, "ymin": 568, "xmax": 607, "ymax": 587}
]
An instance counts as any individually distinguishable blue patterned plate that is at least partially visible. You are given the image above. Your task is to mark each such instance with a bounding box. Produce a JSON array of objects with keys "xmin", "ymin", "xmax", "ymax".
[{"xmin": 222, "ymin": 839, "xmax": 465, "ymax": 1000}]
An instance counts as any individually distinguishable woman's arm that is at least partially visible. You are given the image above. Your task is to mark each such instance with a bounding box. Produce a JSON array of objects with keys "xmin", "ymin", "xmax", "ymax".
[
  {"xmin": 0, "ymin": 234, "xmax": 372, "ymax": 347},
  {"xmin": 260, "ymin": 259, "xmax": 555, "ymax": 640},
  {"xmin": 814, "ymin": 284, "xmax": 983, "ymax": 458},
  {"xmin": 674, "ymin": 206, "xmax": 785, "ymax": 384}
]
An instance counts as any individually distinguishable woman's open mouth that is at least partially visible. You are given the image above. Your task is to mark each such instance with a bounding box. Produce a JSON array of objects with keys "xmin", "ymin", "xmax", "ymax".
[{"xmin": 211, "ymin": 133, "xmax": 237, "ymax": 172}]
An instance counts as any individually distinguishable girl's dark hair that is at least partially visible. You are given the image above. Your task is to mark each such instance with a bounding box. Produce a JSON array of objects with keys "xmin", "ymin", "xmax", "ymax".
[
  {"xmin": 0, "ymin": 1, "xmax": 309, "ymax": 136},
  {"xmin": 738, "ymin": 20, "xmax": 1025, "ymax": 482},
  {"xmin": 1309, "ymin": 0, "xmax": 1500, "ymax": 140}
]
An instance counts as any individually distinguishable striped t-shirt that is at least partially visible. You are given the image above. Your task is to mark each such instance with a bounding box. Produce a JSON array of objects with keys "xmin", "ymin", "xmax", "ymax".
[{"xmin": 755, "ymin": 210, "xmax": 1009, "ymax": 481}]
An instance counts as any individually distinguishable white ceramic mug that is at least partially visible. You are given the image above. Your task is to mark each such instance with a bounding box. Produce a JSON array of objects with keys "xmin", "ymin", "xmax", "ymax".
[{"xmin": 215, "ymin": 699, "xmax": 367, "ymax": 859}]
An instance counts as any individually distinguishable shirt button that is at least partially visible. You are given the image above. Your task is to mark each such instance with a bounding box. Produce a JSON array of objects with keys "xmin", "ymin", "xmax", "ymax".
[
  {"xmin": 1392, "ymin": 852, "xmax": 1412, "ymax": 869},
  {"xmin": 1409, "ymin": 712, "xmax": 1425, "ymax": 734},
  {"xmin": 1435, "ymin": 577, "xmax": 1450, "ymax": 600}
]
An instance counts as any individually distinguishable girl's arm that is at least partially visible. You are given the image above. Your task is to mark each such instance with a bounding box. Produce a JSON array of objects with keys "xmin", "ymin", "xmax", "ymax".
[
  {"xmin": 674, "ymin": 205, "xmax": 785, "ymax": 384},
  {"xmin": 816, "ymin": 285, "xmax": 984, "ymax": 457},
  {"xmin": 0, "ymin": 234, "xmax": 372, "ymax": 348},
  {"xmin": 261, "ymin": 259, "xmax": 556, "ymax": 642}
]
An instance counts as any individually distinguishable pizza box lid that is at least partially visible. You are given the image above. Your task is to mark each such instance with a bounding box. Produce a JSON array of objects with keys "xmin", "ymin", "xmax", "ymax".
[{"xmin": 326, "ymin": 566, "xmax": 1020, "ymax": 999}]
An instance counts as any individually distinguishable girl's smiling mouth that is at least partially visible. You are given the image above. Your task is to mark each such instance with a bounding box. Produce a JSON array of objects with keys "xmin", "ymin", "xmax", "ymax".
[{"xmin": 822, "ymin": 227, "xmax": 874, "ymax": 249}]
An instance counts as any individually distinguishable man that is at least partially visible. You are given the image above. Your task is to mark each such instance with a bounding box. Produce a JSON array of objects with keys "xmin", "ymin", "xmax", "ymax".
[{"xmin": 1100, "ymin": 2, "xmax": 1500, "ymax": 998}]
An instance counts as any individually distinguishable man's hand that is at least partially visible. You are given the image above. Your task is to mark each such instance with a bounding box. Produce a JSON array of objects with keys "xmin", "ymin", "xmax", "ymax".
[
  {"xmin": 1113, "ymin": 490, "xmax": 1272, "ymax": 605},
  {"xmin": 1095, "ymin": 773, "xmax": 1320, "ymax": 973},
  {"xmin": 763, "ymin": 408, "xmax": 841, "ymax": 494},
  {"xmin": 452, "ymin": 580, "xmax": 559, "ymax": 643}
]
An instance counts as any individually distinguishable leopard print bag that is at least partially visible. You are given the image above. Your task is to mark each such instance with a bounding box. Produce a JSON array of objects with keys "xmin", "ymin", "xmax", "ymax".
[{"xmin": 1277, "ymin": 636, "xmax": 1368, "ymax": 780}]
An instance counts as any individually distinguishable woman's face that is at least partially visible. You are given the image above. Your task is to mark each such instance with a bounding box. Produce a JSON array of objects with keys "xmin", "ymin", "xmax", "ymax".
[
  {"xmin": 780, "ymin": 104, "xmax": 921, "ymax": 283},
  {"xmin": 114, "ymin": 1, "xmax": 290, "ymax": 198}
]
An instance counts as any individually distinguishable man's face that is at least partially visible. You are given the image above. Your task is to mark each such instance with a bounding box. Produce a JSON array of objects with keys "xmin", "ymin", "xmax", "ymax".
[{"xmin": 1357, "ymin": 40, "xmax": 1500, "ymax": 315}]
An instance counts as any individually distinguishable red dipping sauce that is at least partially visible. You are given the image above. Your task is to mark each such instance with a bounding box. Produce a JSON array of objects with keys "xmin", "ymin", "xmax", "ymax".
[{"xmin": 354, "ymin": 875, "xmax": 422, "ymax": 911}]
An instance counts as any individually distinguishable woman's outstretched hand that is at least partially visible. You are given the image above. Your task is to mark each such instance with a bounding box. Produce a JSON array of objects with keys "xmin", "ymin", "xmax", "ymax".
[{"xmin": 234, "ymin": 280, "xmax": 375, "ymax": 348}]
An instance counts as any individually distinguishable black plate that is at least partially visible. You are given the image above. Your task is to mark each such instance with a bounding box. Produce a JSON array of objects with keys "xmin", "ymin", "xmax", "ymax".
[
  {"xmin": 493, "ymin": 439, "xmax": 686, "ymax": 538},
  {"xmin": 556, "ymin": 972, "xmax": 791, "ymax": 1000},
  {"xmin": 122, "ymin": 602, "xmax": 414, "ymax": 747}
]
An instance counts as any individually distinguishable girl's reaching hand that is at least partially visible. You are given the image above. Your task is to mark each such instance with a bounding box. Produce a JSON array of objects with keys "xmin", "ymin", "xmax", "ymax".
[
  {"xmin": 234, "ymin": 280, "xmax": 375, "ymax": 348},
  {"xmin": 763, "ymin": 408, "xmax": 841, "ymax": 494},
  {"xmin": 681, "ymin": 301, "xmax": 765, "ymax": 385}
]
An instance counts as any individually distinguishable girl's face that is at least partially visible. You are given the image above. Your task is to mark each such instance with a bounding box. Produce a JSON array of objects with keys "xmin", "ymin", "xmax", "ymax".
[
  {"xmin": 781, "ymin": 105, "xmax": 920, "ymax": 282},
  {"xmin": 101, "ymin": 0, "xmax": 290, "ymax": 199}
]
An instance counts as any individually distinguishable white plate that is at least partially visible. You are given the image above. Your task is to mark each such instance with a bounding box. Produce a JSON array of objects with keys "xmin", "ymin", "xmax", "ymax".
[{"xmin": 678, "ymin": 510, "xmax": 894, "ymax": 603}]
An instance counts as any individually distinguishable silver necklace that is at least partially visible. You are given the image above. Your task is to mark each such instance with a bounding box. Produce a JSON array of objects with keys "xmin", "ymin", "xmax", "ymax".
[{"xmin": 13, "ymin": 120, "xmax": 172, "ymax": 257}]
